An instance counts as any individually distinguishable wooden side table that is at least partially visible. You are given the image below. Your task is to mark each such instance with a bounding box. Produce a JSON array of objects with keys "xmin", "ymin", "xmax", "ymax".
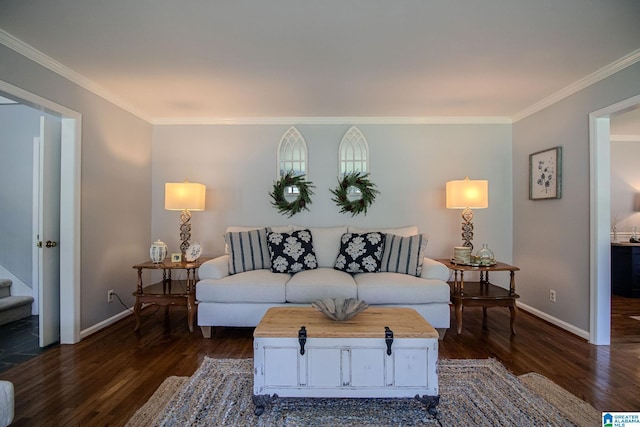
[
  {"xmin": 132, "ymin": 258, "xmax": 210, "ymax": 332},
  {"xmin": 437, "ymin": 259, "xmax": 520, "ymax": 335}
]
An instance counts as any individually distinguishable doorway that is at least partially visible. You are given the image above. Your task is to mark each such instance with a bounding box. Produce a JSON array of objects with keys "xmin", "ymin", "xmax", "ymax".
[
  {"xmin": 589, "ymin": 93, "xmax": 640, "ymax": 345},
  {"xmin": 609, "ymin": 109, "xmax": 640, "ymax": 343},
  {"xmin": 0, "ymin": 79, "xmax": 81, "ymax": 344}
]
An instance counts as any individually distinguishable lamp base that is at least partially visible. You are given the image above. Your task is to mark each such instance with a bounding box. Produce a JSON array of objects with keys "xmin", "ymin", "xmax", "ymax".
[
  {"xmin": 179, "ymin": 209, "xmax": 192, "ymax": 260},
  {"xmin": 461, "ymin": 208, "xmax": 474, "ymax": 251}
]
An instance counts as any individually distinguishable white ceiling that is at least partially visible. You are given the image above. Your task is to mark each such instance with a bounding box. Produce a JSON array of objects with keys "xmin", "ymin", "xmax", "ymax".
[{"xmin": 0, "ymin": 0, "xmax": 639, "ymax": 122}]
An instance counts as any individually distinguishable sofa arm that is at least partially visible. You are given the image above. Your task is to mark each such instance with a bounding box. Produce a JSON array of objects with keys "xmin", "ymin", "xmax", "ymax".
[
  {"xmin": 0, "ymin": 381, "xmax": 13, "ymax": 427},
  {"xmin": 420, "ymin": 257, "xmax": 452, "ymax": 281},
  {"xmin": 198, "ymin": 255, "xmax": 229, "ymax": 280}
]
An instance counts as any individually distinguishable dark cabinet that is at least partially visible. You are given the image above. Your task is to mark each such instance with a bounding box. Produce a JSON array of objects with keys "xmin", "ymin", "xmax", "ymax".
[{"xmin": 611, "ymin": 243, "xmax": 640, "ymax": 298}]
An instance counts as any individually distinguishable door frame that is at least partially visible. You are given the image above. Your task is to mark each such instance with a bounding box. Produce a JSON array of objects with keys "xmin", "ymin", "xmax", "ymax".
[
  {"xmin": 0, "ymin": 79, "xmax": 82, "ymax": 344},
  {"xmin": 589, "ymin": 93, "xmax": 640, "ymax": 345}
]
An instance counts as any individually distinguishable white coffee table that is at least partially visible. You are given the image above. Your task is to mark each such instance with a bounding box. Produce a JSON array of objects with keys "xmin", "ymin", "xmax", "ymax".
[{"xmin": 252, "ymin": 306, "xmax": 439, "ymax": 416}]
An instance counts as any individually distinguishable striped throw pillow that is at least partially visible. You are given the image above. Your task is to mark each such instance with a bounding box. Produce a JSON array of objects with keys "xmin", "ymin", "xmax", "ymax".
[
  {"xmin": 380, "ymin": 233, "xmax": 428, "ymax": 276},
  {"xmin": 224, "ymin": 228, "xmax": 271, "ymax": 274}
]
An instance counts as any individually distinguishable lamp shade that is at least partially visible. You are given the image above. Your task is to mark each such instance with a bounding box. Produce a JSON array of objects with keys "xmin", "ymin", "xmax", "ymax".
[
  {"xmin": 446, "ymin": 178, "xmax": 488, "ymax": 209},
  {"xmin": 165, "ymin": 182, "xmax": 206, "ymax": 211}
]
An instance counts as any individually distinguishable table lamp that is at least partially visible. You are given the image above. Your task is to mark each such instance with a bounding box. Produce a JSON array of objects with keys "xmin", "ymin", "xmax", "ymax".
[
  {"xmin": 165, "ymin": 180, "xmax": 206, "ymax": 260},
  {"xmin": 446, "ymin": 177, "xmax": 488, "ymax": 250}
]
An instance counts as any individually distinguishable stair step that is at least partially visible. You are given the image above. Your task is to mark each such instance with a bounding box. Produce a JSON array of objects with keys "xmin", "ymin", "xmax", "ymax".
[
  {"xmin": 0, "ymin": 296, "xmax": 34, "ymax": 326},
  {"xmin": 0, "ymin": 280, "xmax": 12, "ymax": 299}
]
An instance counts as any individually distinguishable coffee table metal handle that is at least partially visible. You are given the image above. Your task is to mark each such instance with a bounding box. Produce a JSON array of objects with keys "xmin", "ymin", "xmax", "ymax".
[
  {"xmin": 298, "ymin": 326, "xmax": 307, "ymax": 355},
  {"xmin": 385, "ymin": 326, "xmax": 394, "ymax": 355}
]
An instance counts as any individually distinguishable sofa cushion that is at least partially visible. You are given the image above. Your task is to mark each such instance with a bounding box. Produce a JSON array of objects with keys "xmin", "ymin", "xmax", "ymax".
[
  {"xmin": 267, "ymin": 229, "xmax": 318, "ymax": 273},
  {"xmin": 196, "ymin": 269, "xmax": 289, "ymax": 303},
  {"xmin": 225, "ymin": 225, "xmax": 293, "ymax": 253},
  {"xmin": 294, "ymin": 225, "xmax": 347, "ymax": 268},
  {"xmin": 334, "ymin": 232, "xmax": 384, "ymax": 273},
  {"xmin": 348, "ymin": 225, "xmax": 418, "ymax": 237},
  {"xmin": 224, "ymin": 228, "xmax": 271, "ymax": 274},
  {"xmin": 354, "ymin": 272, "xmax": 450, "ymax": 304},
  {"xmin": 380, "ymin": 233, "xmax": 428, "ymax": 276},
  {"xmin": 285, "ymin": 268, "xmax": 358, "ymax": 303}
]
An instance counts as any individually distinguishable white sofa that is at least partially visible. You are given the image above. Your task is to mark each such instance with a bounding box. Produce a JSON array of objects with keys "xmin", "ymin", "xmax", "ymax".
[
  {"xmin": 196, "ymin": 225, "xmax": 451, "ymax": 338},
  {"xmin": 0, "ymin": 381, "xmax": 13, "ymax": 427}
]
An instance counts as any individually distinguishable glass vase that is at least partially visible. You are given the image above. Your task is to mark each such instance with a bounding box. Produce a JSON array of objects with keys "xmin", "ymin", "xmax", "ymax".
[{"xmin": 476, "ymin": 243, "xmax": 495, "ymax": 266}]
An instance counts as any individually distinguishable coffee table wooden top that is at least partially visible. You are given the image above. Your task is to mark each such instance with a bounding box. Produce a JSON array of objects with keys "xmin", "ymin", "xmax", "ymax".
[{"xmin": 254, "ymin": 307, "xmax": 438, "ymax": 339}]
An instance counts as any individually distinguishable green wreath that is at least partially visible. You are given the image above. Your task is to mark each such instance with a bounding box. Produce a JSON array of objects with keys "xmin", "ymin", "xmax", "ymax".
[
  {"xmin": 330, "ymin": 172, "xmax": 380, "ymax": 216},
  {"xmin": 270, "ymin": 171, "xmax": 315, "ymax": 217}
]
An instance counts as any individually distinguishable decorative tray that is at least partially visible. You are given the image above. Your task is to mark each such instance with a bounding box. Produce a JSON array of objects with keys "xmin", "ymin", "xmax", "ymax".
[{"xmin": 450, "ymin": 258, "xmax": 496, "ymax": 267}]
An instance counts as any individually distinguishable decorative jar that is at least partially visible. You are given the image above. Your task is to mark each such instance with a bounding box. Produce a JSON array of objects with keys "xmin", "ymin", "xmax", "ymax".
[
  {"xmin": 150, "ymin": 239, "xmax": 168, "ymax": 263},
  {"xmin": 453, "ymin": 246, "xmax": 471, "ymax": 264},
  {"xmin": 476, "ymin": 243, "xmax": 495, "ymax": 266}
]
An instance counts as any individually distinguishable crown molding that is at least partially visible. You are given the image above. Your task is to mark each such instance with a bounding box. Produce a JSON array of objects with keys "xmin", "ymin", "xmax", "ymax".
[
  {"xmin": 610, "ymin": 134, "xmax": 640, "ymax": 142},
  {"xmin": 152, "ymin": 116, "xmax": 513, "ymax": 125},
  {"xmin": 0, "ymin": 29, "xmax": 152, "ymax": 122},
  {"xmin": 513, "ymin": 48, "xmax": 640, "ymax": 123}
]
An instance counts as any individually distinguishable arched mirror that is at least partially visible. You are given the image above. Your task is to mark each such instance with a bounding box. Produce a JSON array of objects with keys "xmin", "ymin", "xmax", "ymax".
[
  {"xmin": 338, "ymin": 126, "xmax": 369, "ymax": 200},
  {"xmin": 277, "ymin": 126, "xmax": 308, "ymax": 197}
]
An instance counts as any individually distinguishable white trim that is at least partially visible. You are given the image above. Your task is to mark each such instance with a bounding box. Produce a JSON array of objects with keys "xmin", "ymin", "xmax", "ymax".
[
  {"xmin": 514, "ymin": 49, "xmax": 640, "ymax": 122},
  {"xmin": 589, "ymin": 115, "xmax": 611, "ymax": 346},
  {"xmin": 0, "ymin": 79, "xmax": 82, "ymax": 344},
  {"xmin": 610, "ymin": 134, "xmax": 640, "ymax": 142},
  {"xmin": 80, "ymin": 309, "xmax": 131, "ymax": 339},
  {"xmin": 59, "ymin": 116, "xmax": 81, "ymax": 344},
  {"xmin": 31, "ymin": 137, "xmax": 40, "ymax": 315},
  {"xmin": 152, "ymin": 116, "xmax": 513, "ymax": 126},
  {"xmin": 0, "ymin": 80, "xmax": 78, "ymax": 119},
  {"xmin": 0, "ymin": 29, "xmax": 152, "ymax": 123},
  {"xmin": 517, "ymin": 302, "xmax": 589, "ymax": 340}
]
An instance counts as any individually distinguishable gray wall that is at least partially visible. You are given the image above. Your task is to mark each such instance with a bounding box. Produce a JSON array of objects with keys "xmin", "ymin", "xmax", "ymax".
[
  {"xmin": 0, "ymin": 104, "xmax": 41, "ymax": 286},
  {"xmin": 0, "ymin": 44, "xmax": 153, "ymax": 329},
  {"xmin": 513, "ymin": 62, "xmax": 640, "ymax": 332},
  {"xmin": 152, "ymin": 123, "xmax": 514, "ymax": 285}
]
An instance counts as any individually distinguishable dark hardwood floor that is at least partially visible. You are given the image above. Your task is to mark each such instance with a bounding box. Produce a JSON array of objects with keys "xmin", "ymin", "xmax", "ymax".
[{"xmin": 1, "ymin": 298, "xmax": 639, "ymax": 426}]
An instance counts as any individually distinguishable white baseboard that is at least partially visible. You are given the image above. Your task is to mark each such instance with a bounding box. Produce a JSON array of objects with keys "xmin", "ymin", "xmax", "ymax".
[
  {"xmin": 517, "ymin": 302, "xmax": 590, "ymax": 340},
  {"xmin": 80, "ymin": 309, "xmax": 132, "ymax": 339}
]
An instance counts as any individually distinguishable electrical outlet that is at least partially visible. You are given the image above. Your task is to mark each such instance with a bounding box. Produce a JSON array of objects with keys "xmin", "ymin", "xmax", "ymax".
[
  {"xmin": 549, "ymin": 289, "xmax": 556, "ymax": 302},
  {"xmin": 107, "ymin": 290, "xmax": 114, "ymax": 303}
]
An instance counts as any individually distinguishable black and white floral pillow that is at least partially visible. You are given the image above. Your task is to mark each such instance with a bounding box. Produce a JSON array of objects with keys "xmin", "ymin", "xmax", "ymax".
[
  {"xmin": 334, "ymin": 232, "xmax": 385, "ymax": 274},
  {"xmin": 267, "ymin": 229, "xmax": 318, "ymax": 273}
]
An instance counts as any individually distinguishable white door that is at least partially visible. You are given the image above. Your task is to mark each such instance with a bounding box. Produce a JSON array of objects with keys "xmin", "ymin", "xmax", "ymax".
[{"xmin": 37, "ymin": 115, "xmax": 61, "ymax": 347}]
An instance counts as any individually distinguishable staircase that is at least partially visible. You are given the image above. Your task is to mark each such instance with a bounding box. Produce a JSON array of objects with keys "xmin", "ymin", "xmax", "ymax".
[{"xmin": 0, "ymin": 279, "xmax": 34, "ymax": 326}]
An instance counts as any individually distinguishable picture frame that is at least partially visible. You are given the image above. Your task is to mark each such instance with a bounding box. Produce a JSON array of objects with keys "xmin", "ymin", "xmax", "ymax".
[
  {"xmin": 171, "ymin": 253, "xmax": 182, "ymax": 263},
  {"xmin": 529, "ymin": 146, "xmax": 562, "ymax": 200}
]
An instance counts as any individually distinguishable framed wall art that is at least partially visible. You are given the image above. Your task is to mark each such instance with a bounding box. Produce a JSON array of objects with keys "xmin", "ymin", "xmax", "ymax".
[{"xmin": 529, "ymin": 146, "xmax": 562, "ymax": 200}]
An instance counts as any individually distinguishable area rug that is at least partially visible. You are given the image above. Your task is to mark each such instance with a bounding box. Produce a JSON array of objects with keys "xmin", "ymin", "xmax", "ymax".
[{"xmin": 127, "ymin": 358, "xmax": 600, "ymax": 427}]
